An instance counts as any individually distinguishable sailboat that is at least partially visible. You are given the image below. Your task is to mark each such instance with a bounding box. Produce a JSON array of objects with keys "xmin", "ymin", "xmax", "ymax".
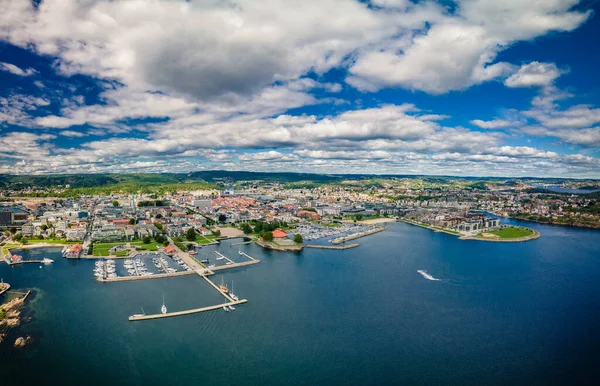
[
  {"xmin": 219, "ymin": 277, "xmax": 229, "ymax": 294},
  {"xmin": 229, "ymin": 280, "xmax": 239, "ymax": 301},
  {"xmin": 161, "ymin": 294, "xmax": 167, "ymax": 314}
]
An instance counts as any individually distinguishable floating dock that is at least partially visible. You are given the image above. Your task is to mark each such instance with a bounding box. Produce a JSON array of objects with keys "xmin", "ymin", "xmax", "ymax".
[{"xmin": 128, "ymin": 299, "xmax": 248, "ymax": 321}]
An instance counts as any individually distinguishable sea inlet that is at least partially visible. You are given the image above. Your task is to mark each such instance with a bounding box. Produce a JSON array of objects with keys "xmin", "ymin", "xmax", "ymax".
[{"xmin": 1, "ymin": 219, "xmax": 599, "ymax": 385}]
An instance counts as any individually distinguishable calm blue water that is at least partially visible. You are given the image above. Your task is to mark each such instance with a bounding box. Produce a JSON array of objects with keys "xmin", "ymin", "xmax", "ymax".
[{"xmin": 1, "ymin": 220, "xmax": 600, "ymax": 385}]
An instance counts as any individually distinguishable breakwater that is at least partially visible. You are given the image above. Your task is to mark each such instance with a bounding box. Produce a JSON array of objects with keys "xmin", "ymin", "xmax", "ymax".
[
  {"xmin": 304, "ymin": 244, "xmax": 360, "ymax": 250},
  {"xmin": 331, "ymin": 227, "xmax": 386, "ymax": 244}
]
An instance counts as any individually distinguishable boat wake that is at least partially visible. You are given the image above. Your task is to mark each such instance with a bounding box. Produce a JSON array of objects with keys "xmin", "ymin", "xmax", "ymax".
[{"xmin": 417, "ymin": 270, "xmax": 440, "ymax": 281}]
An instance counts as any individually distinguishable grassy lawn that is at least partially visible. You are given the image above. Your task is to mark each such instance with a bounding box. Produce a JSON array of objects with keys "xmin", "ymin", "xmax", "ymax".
[
  {"xmin": 93, "ymin": 240, "xmax": 162, "ymax": 256},
  {"xmin": 322, "ymin": 223, "xmax": 341, "ymax": 227},
  {"xmin": 2, "ymin": 243, "xmax": 21, "ymax": 255},
  {"xmin": 487, "ymin": 227, "xmax": 534, "ymax": 239},
  {"xmin": 35, "ymin": 239, "xmax": 79, "ymax": 245}
]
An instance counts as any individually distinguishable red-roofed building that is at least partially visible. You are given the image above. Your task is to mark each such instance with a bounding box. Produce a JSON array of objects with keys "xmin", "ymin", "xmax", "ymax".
[
  {"xmin": 164, "ymin": 245, "xmax": 176, "ymax": 255},
  {"xmin": 272, "ymin": 228, "xmax": 288, "ymax": 238}
]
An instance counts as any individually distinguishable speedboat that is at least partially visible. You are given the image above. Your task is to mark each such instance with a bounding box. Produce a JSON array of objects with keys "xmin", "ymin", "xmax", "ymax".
[
  {"xmin": 222, "ymin": 306, "xmax": 230, "ymax": 312},
  {"xmin": 228, "ymin": 305, "xmax": 235, "ymax": 311}
]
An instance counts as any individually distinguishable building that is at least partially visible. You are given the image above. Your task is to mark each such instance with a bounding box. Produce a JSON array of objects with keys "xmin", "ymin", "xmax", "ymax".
[
  {"xmin": 64, "ymin": 244, "xmax": 83, "ymax": 259},
  {"xmin": 272, "ymin": 228, "xmax": 288, "ymax": 238}
]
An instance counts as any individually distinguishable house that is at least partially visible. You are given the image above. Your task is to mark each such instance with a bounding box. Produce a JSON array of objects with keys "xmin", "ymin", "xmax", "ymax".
[
  {"xmin": 164, "ymin": 245, "xmax": 176, "ymax": 255},
  {"xmin": 199, "ymin": 227, "xmax": 211, "ymax": 236}
]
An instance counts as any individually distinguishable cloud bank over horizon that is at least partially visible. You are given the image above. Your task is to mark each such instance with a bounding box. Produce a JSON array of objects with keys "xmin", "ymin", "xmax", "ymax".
[{"xmin": 0, "ymin": 0, "xmax": 599, "ymax": 178}]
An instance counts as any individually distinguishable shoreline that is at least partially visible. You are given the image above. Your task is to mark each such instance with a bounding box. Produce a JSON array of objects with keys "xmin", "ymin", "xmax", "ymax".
[
  {"xmin": 508, "ymin": 215, "xmax": 600, "ymax": 230},
  {"xmin": 399, "ymin": 219, "xmax": 539, "ymax": 243}
]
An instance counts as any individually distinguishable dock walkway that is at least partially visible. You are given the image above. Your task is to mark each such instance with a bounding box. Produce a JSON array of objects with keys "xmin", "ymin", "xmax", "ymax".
[
  {"xmin": 129, "ymin": 299, "xmax": 248, "ymax": 321},
  {"xmin": 211, "ymin": 259, "xmax": 260, "ymax": 271},
  {"xmin": 214, "ymin": 251, "xmax": 235, "ymax": 265},
  {"xmin": 97, "ymin": 270, "xmax": 195, "ymax": 283}
]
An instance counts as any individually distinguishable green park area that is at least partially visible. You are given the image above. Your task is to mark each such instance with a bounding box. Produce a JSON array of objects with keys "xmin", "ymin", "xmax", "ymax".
[
  {"xmin": 481, "ymin": 227, "xmax": 535, "ymax": 239},
  {"xmin": 92, "ymin": 240, "xmax": 162, "ymax": 256}
]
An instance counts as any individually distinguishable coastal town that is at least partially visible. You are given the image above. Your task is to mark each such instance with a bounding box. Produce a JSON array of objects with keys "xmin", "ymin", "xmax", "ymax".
[{"xmin": 1, "ymin": 174, "xmax": 599, "ymax": 345}]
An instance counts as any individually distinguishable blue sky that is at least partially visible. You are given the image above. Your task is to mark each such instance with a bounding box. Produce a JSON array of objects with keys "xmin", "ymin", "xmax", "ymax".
[{"xmin": 1, "ymin": 0, "xmax": 599, "ymax": 177}]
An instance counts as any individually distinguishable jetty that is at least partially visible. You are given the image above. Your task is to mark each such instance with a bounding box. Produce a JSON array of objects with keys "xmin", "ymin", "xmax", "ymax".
[
  {"xmin": 214, "ymin": 251, "xmax": 235, "ymax": 265},
  {"xmin": 211, "ymin": 259, "xmax": 260, "ymax": 272},
  {"xmin": 238, "ymin": 251, "xmax": 258, "ymax": 261},
  {"xmin": 128, "ymin": 299, "xmax": 248, "ymax": 321},
  {"xmin": 97, "ymin": 270, "xmax": 195, "ymax": 283},
  {"xmin": 331, "ymin": 226, "xmax": 386, "ymax": 244},
  {"xmin": 304, "ymin": 243, "xmax": 359, "ymax": 250},
  {"xmin": 231, "ymin": 240, "xmax": 254, "ymax": 246},
  {"xmin": 3, "ymin": 257, "xmax": 44, "ymax": 266}
]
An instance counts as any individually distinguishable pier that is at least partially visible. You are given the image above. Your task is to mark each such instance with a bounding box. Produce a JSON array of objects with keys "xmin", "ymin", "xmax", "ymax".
[
  {"xmin": 214, "ymin": 251, "xmax": 235, "ymax": 265},
  {"xmin": 3, "ymin": 257, "xmax": 44, "ymax": 266},
  {"xmin": 128, "ymin": 299, "xmax": 248, "ymax": 321},
  {"xmin": 238, "ymin": 251, "xmax": 257, "ymax": 261},
  {"xmin": 331, "ymin": 226, "xmax": 386, "ymax": 244},
  {"xmin": 304, "ymin": 243, "xmax": 360, "ymax": 250},
  {"xmin": 97, "ymin": 270, "xmax": 195, "ymax": 282},
  {"xmin": 211, "ymin": 259, "xmax": 260, "ymax": 271},
  {"xmin": 201, "ymin": 275, "xmax": 233, "ymax": 301}
]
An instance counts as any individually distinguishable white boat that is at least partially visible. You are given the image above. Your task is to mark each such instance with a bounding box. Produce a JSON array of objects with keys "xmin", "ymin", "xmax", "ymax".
[
  {"xmin": 161, "ymin": 293, "xmax": 167, "ymax": 314},
  {"xmin": 238, "ymin": 250, "xmax": 243, "ymax": 255},
  {"xmin": 228, "ymin": 305, "xmax": 235, "ymax": 311},
  {"xmin": 229, "ymin": 281, "xmax": 239, "ymax": 301},
  {"xmin": 222, "ymin": 306, "xmax": 230, "ymax": 312}
]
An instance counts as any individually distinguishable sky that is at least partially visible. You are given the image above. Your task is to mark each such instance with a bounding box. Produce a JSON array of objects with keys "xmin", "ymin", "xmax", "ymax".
[{"xmin": 0, "ymin": 0, "xmax": 600, "ymax": 178}]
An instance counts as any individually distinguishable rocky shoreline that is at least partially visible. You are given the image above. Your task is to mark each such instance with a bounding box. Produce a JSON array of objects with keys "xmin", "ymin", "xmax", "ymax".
[{"xmin": 1, "ymin": 290, "xmax": 33, "ymax": 348}]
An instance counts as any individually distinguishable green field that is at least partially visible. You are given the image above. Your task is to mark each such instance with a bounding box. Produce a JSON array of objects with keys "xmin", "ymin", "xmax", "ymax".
[
  {"xmin": 486, "ymin": 227, "xmax": 534, "ymax": 239},
  {"xmin": 93, "ymin": 240, "xmax": 161, "ymax": 256},
  {"xmin": 322, "ymin": 223, "xmax": 342, "ymax": 227}
]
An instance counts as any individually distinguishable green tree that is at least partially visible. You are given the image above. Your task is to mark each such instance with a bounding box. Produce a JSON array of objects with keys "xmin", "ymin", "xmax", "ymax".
[
  {"xmin": 154, "ymin": 222, "xmax": 163, "ymax": 231},
  {"xmin": 143, "ymin": 236, "xmax": 152, "ymax": 244},
  {"xmin": 218, "ymin": 214, "xmax": 227, "ymax": 223},
  {"xmin": 129, "ymin": 218, "xmax": 136, "ymax": 225},
  {"xmin": 40, "ymin": 224, "xmax": 48, "ymax": 231},
  {"xmin": 293, "ymin": 234, "xmax": 303, "ymax": 244},
  {"xmin": 213, "ymin": 229, "xmax": 221, "ymax": 237},
  {"xmin": 263, "ymin": 231, "xmax": 274, "ymax": 242},
  {"xmin": 186, "ymin": 228, "xmax": 197, "ymax": 241},
  {"xmin": 163, "ymin": 240, "xmax": 170, "ymax": 247},
  {"xmin": 112, "ymin": 200, "xmax": 120, "ymax": 207},
  {"xmin": 241, "ymin": 223, "xmax": 252, "ymax": 234},
  {"xmin": 14, "ymin": 233, "xmax": 23, "ymax": 241}
]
